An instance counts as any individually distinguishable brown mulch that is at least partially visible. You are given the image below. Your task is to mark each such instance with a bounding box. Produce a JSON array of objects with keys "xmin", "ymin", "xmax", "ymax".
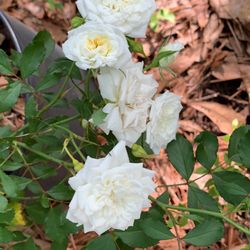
[{"xmin": 0, "ymin": 0, "xmax": 250, "ymax": 249}]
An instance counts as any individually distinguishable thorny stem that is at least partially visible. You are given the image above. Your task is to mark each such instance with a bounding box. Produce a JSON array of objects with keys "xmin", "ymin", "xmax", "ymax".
[
  {"xmin": 157, "ymin": 173, "xmax": 209, "ymax": 189},
  {"xmin": 53, "ymin": 124, "xmax": 99, "ymax": 146},
  {"xmin": 165, "ymin": 210, "xmax": 182, "ymax": 250},
  {"xmin": 5, "ymin": 114, "xmax": 81, "ymax": 141},
  {"xmin": 14, "ymin": 141, "xmax": 74, "ymax": 169},
  {"xmin": 149, "ymin": 196, "xmax": 250, "ymax": 237}
]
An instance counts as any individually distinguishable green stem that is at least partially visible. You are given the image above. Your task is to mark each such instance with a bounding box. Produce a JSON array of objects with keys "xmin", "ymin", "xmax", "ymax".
[
  {"xmin": 165, "ymin": 210, "xmax": 182, "ymax": 250},
  {"xmin": 85, "ymin": 70, "xmax": 92, "ymax": 99},
  {"xmin": 149, "ymin": 196, "xmax": 250, "ymax": 236},
  {"xmin": 14, "ymin": 141, "xmax": 73, "ymax": 168},
  {"xmin": 5, "ymin": 115, "xmax": 81, "ymax": 141},
  {"xmin": 52, "ymin": 114, "xmax": 80, "ymax": 126},
  {"xmin": 157, "ymin": 173, "xmax": 209, "ymax": 188},
  {"xmin": 0, "ymin": 150, "xmax": 15, "ymax": 168},
  {"xmin": 37, "ymin": 62, "xmax": 75, "ymax": 116},
  {"xmin": 71, "ymin": 137, "xmax": 86, "ymax": 161},
  {"xmin": 53, "ymin": 124, "xmax": 99, "ymax": 146}
]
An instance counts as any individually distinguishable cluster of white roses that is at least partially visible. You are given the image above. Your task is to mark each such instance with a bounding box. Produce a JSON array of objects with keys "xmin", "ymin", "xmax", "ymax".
[{"xmin": 63, "ymin": 0, "xmax": 183, "ymax": 235}]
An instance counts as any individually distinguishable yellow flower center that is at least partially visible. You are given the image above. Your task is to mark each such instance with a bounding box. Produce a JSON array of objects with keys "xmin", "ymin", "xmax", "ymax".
[{"xmin": 85, "ymin": 35, "xmax": 112, "ymax": 56}]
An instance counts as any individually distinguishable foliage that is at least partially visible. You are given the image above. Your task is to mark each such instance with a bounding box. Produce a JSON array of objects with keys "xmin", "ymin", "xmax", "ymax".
[{"xmin": 0, "ymin": 25, "xmax": 249, "ymax": 250}]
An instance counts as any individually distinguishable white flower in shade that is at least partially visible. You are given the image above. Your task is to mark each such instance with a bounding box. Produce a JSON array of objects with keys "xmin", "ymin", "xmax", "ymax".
[
  {"xmin": 159, "ymin": 41, "xmax": 184, "ymax": 68},
  {"xmin": 76, "ymin": 0, "xmax": 157, "ymax": 38},
  {"xmin": 146, "ymin": 91, "xmax": 182, "ymax": 153},
  {"xmin": 66, "ymin": 141, "xmax": 155, "ymax": 235},
  {"xmin": 62, "ymin": 22, "xmax": 131, "ymax": 70},
  {"xmin": 97, "ymin": 62, "xmax": 158, "ymax": 146}
]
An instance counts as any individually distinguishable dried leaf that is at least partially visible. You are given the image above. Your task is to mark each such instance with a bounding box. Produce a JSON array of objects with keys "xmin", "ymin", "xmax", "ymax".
[
  {"xmin": 212, "ymin": 63, "xmax": 241, "ymax": 81},
  {"xmin": 0, "ymin": 0, "xmax": 13, "ymax": 10},
  {"xmin": 189, "ymin": 101, "xmax": 245, "ymax": 134}
]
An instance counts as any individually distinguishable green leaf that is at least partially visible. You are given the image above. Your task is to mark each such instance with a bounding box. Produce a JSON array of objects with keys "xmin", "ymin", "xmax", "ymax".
[
  {"xmin": 86, "ymin": 234, "xmax": 116, "ymax": 250},
  {"xmin": 0, "ymin": 170, "xmax": 17, "ymax": 197},
  {"xmin": 42, "ymin": 57, "xmax": 81, "ymax": 81},
  {"xmin": 26, "ymin": 203, "xmax": 49, "ymax": 225},
  {"xmin": 10, "ymin": 176, "xmax": 32, "ymax": 191},
  {"xmin": 14, "ymin": 238, "xmax": 39, "ymax": 250},
  {"xmin": 139, "ymin": 218, "xmax": 174, "ymax": 240},
  {"xmin": 48, "ymin": 182, "xmax": 73, "ymax": 201},
  {"xmin": 148, "ymin": 192, "xmax": 169, "ymax": 220},
  {"xmin": 50, "ymin": 239, "xmax": 68, "ymax": 250},
  {"xmin": 0, "ymin": 126, "xmax": 12, "ymax": 137},
  {"xmin": 116, "ymin": 240, "xmax": 134, "ymax": 250},
  {"xmin": 184, "ymin": 219, "xmax": 224, "ymax": 246},
  {"xmin": 33, "ymin": 30, "xmax": 55, "ymax": 59},
  {"xmin": 31, "ymin": 165, "xmax": 57, "ymax": 179},
  {"xmin": 0, "ymin": 209, "xmax": 15, "ymax": 225},
  {"xmin": 238, "ymin": 130, "xmax": 250, "ymax": 170},
  {"xmin": 1, "ymin": 161, "xmax": 23, "ymax": 171},
  {"xmin": 0, "ymin": 49, "xmax": 13, "ymax": 74},
  {"xmin": 116, "ymin": 221, "xmax": 158, "ymax": 248},
  {"xmin": 92, "ymin": 109, "xmax": 107, "ymax": 126},
  {"xmin": 45, "ymin": 208, "xmax": 65, "ymax": 239},
  {"xmin": 188, "ymin": 185, "xmax": 219, "ymax": 213},
  {"xmin": 40, "ymin": 194, "xmax": 50, "ymax": 208},
  {"xmin": 213, "ymin": 171, "xmax": 250, "ymax": 205},
  {"xmin": 20, "ymin": 31, "xmax": 54, "ymax": 78},
  {"xmin": 0, "ymin": 196, "xmax": 8, "ymax": 212},
  {"xmin": 20, "ymin": 43, "xmax": 45, "ymax": 78},
  {"xmin": 127, "ymin": 37, "xmax": 145, "ymax": 56},
  {"xmin": 157, "ymin": 9, "xmax": 176, "ymax": 23},
  {"xmin": 0, "ymin": 81, "xmax": 22, "ymax": 113},
  {"xmin": 12, "ymin": 231, "xmax": 26, "ymax": 242},
  {"xmin": 0, "ymin": 227, "xmax": 13, "ymax": 243},
  {"xmin": 36, "ymin": 71, "xmax": 62, "ymax": 92},
  {"xmin": 71, "ymin": 16, "xmax": 86, "ymax": 29},
  {"xmin": 228, "ymin": 126, "xmax": 250, "ymax": 162},
  {"xmin": 195, "ymin": 131, "xmax": 218, "ymax": 170},
  {"xmin": 72, "ymin": 98, "xmax": 93, "ymax": 120},
  {"xmin": 45, "ymin": 205, "xmax": 79, "ymax": 243},
  {"xmin": 25, "ymin": 96, "xmax": 37, "ymax": 119},
  {"xmin": 27, "ymin": 182, "xmax": 43, "ymax": 194},
  {"xmin": 167, "ymin": 134, "xmax": 195, "ymax": 180},
  {"xmin": 10, "ymin": 49, "xmax": 22, "ymax": 68}
]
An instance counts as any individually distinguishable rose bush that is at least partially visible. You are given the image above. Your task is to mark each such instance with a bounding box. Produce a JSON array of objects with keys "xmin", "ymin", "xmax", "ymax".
[
  {"xmin": 76, "ymin": 0, "xmax": 157, "ymax": 37},
  {"xmin": 0, "ymin": 0, "xmax": 249, "ymax": 249}
]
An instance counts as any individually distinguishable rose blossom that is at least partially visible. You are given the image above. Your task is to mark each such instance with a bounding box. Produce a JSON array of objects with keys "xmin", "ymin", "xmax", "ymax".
[
  {"xmin": 66, "ymin": 141, "xmax": 155, "ymax": 235},
  {"xmin": 97, "ymin": 62, "xmax": 158, "ymax": 146},
  {"xmin": 146, "ymin": 91, "xmax": 182, "ymax": 153},
  {"xmin": 62, "ymin": 22, "xmax": 131, "ymax": 70},
  {"xmin": 76, "ymin": 0, "xmax": 157, "ymax": 38}
]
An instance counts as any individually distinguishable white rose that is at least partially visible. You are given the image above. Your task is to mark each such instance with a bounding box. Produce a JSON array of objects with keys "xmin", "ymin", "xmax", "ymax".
[
  {"xmin": 76, "ymin": 0, "xmax": 157, "ymax": 38},
  {"xmin": 146, "ymin": 91, "xmax": 182, "ymax": 153},
  {"xmin": 97, "ymin": 62, "xmax": 158, "ymax": 146},
  {"xmin": 62, "ymin": 22, "xmax": 131, "ymax": 70},
  {"xmin": 66, "ymin": 141, "xmax": 155, "ymax": 235}
]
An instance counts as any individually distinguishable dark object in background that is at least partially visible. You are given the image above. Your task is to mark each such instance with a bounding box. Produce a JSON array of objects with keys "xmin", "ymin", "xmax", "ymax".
[
  {"xmin": 0, "ymin": 11, "xmax": 83, "ymax": 188},
  {"xmin": 0, "ymin": 11, "xmax": 82, "ymax": 132}
]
